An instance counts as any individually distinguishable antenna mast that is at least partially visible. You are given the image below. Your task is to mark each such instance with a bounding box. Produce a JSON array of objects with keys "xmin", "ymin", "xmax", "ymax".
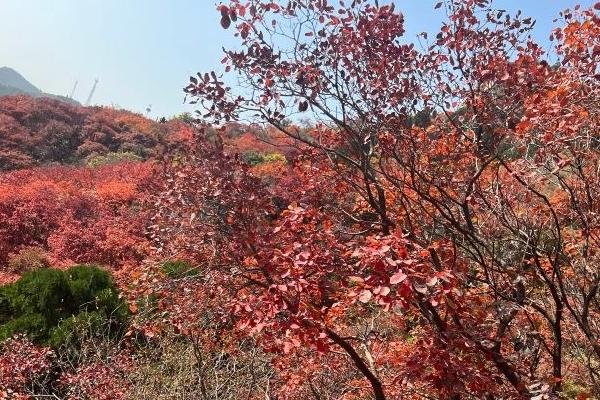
[
  {"xmin": 85, "ymin": 79, "xmax": 99, "ymax": 106},
  {"xmin": 68, "ymin": 80, "xmax": 78, "ymax": 99}
]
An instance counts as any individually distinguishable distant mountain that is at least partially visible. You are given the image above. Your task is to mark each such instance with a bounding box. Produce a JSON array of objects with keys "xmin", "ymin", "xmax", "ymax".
[
  {"xmin": 0, "ymin": 67, "xmax": 79, "ymax": 105},
  {"xmin": 0, "ymin": 67, "xmax": 43, "ymax": 94},
  {"xmin": 0, "ymin": 83, "xmax": 28, "ymax": 97}
]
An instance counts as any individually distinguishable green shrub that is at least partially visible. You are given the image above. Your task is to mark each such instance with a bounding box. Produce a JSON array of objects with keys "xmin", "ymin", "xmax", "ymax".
[
  {"xmin": 170, "ymin": 112, "xmax": 196, "ymax": 124},
  {"xmin": 86, "ymin": 151, "xmax": 142, "ymax": 167},
  {"xmin": 241, "ymin": 151, "xmax": 286, "ymax": 166},
  {"xmin": 49, "ymin": 311, "xmax": 108, "ymax": 350},
  {"xmin": 0, "ymin": 265, "xmax": 128, "ymax": 346},
  {"xmin": 241, "ymin": 151, "xmax": 265, "ymax": 166},
  {"xmin": 262, "ymin": 152, "xmax": 286, "ymax": 163},
  {"xmin": 5, "ymin": 268, "xmax": 72, "ymax": 326},
  {"xmin": 0, "ymin": 313, "xmax": 48, "ymax": 343}
]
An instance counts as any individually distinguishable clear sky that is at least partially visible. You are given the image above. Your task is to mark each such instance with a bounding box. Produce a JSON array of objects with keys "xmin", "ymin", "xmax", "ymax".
[{"xmin": 0, "ymin": 0, "xmax": 593, "ymax": 118}]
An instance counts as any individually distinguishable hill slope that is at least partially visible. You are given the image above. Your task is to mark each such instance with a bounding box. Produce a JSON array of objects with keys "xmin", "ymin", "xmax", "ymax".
[
  {"xmin": 0, "ymin": 95, "xmax": 193, "ymax": 170},
  {"xmin": 0, "ymin": 83, "xmax": 29, "ymax": 97},
  {"xmin": 0, "ymin": 67, "xmax": 43, "ymax": 94},
  {"xmin": 0, "ymin": 67, "xmax": 79, "ymax": 105}
]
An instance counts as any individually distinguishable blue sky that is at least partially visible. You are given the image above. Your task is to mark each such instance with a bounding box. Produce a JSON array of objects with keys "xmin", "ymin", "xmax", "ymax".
[{"xmin": 0, "ymin": 0, "xmax": 593, "ymax": 118}]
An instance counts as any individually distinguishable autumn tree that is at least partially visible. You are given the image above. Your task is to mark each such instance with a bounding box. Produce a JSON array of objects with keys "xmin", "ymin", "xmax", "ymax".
[{"xmin": 170, "ymin": 0, "xmax": 600, "ymax": 399}]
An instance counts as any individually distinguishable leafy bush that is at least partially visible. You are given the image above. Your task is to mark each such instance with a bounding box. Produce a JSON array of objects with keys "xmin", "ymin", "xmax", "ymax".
[
  {"xmin": 0, "ymin": 265, "xmax": 128, "ymax": 346},
  {"xmin": 241, "ymin": 151, "xmax": 286, "ymax": 166},
  {"xmin": 170, "ymin": 112, "xmax": 196, "ymax": 124},
  {"xmin": 48, "ymin": 311, "xmax": 108, "ymax": 354},
  {"xmin": 241, "ymin": 150, "xmax": 265, "ymax": 166},
  {"xmin": 262, "ymin": 152, "xmax": 286, "ymax": 163}
]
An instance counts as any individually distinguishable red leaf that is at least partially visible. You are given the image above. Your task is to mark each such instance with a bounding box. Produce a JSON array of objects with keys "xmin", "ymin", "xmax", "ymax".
[
  {"xmin": 426, "ymin": 276, "xmax": 438, "ymax": 286},
  {"xmin": 220, "ymin": 15, "xmax": 231, "ymax": 29},
  {"xmin": 414, "ymin": 284, "xmax": 428, "ymax": 294},
  {"xmin": 390, "ymin": 271, "xmax": 407, "ymax": 285},
  {"xmin": 359, "ymin": 289, "xmax": 372, "ymax": 303}
]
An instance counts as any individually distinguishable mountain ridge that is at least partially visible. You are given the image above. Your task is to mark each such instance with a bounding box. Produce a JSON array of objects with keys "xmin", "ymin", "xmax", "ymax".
[{"xmin": 0, "ymin": 66, "xmax": 80, "ymax": 105}]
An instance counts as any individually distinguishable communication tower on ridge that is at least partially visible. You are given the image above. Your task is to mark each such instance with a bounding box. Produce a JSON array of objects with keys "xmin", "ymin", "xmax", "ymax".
[
  {"xmin": 68, "ymin": 80, "xmax": 78, "ymax": 99},
  {"xmin": 85, "ymin": 79, "xmax": 99, "ymax": 106}
]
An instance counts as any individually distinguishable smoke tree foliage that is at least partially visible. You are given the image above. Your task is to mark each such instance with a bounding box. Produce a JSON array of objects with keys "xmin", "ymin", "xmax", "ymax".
[
  {"xmin": 0, "ymin": 96, "xmax": 194, "ymax": 171},
  {"xmin": 156, "ymin": 0, "xmax": 600, "ymax": 399},
  {"xmin": 0, "ymin": 163, "xmax": 156, "ymax": 273}
]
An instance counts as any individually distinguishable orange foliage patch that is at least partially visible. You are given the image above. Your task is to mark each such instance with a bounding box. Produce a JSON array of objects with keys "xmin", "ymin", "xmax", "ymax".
[{"xmin": 0, "ymin": 162, "xmax": 157, "ymax": 273}]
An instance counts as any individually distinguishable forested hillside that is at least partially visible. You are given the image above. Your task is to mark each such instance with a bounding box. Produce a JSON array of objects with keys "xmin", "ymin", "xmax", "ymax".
[
  {"xmin": 0, "ymin": 96, "xmax": 195, "ymax": 170},
  {"xmin": 1, "ymin": 1, "xmax": 600, "ymax": 400}
]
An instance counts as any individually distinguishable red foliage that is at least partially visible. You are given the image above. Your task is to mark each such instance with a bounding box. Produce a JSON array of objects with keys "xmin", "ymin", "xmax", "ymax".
[
  {"xmin": 0, "ymin": 162, "xmax": 157, "ymax": 271},
  {"xmin": 58, "ymin": 354, "xmax": 132, "ymax": 400},
  {"xmin": 0, "ymin": 336, "xmax": 54, "ymax": 399},
  {"xmin": 1, "ymin": 1, "xmax": 599, "ymax": 399},
  {"xmin": 175, "ymin": 1, "xmax": 600, "ymax": 399},
  {"xmin": 224, "ymin": 126, "xmax": 302, "ymax": 160},
  {"xmin": 0, "ymin": 96, "xmax": 193, "ymax": 171}
]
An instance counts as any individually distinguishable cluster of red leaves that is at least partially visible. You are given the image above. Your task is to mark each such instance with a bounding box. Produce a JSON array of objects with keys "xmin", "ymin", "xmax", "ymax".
[
  {"xmin": 0, "ymin": 336, "xmax": 54, "ymax": 399},
  {"xmin": 175, "ymin": 1, "xmax": 600, "ymax": 399},
  {"xmin": 0, "ymin": 335, "xmax": 136, "ymax": 400},
  {"xmin": 58, "ymin": 354, "xmax": 132, "ymax": 400},
  {"xmin": 223, "ymin": 125, "xmax": 301, "ymax": 159},
  {"xmin": 150, "ymin": 139, "xmax": 490, "ymax": 398},
  {"xmin": 0, "ymin": 96, "xmax": 192, "ymax": 171},
  {"xmin": 1, "ymin": 1, "xmax": 599, "ymax": 399},
  {"xmin": 0, "ymin": 162, "xmax": 157, "ymax": 281}
]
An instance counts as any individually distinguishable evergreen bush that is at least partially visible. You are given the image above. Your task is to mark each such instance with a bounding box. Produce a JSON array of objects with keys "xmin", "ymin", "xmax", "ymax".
[{"xmin": 0, "ymin": 265, "xmax": 128, "ymax": 347}]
